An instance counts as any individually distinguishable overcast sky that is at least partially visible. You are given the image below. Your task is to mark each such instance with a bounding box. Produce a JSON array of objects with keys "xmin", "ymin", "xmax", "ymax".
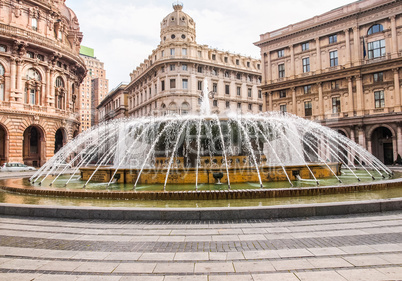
[{"xmin": 67, "ymin": 0, "xmax": 354, "ymax": 89}]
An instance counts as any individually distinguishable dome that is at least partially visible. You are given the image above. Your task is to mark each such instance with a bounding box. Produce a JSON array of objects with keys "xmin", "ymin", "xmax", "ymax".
[{"xmin": 160, "ymin": 2, "xmax": 196, "ymax": 44}]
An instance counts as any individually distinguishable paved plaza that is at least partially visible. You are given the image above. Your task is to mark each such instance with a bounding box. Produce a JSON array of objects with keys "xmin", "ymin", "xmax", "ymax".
[{"xmin": 0, "ymin": 211, "xmax": 401, "ymax": 280}]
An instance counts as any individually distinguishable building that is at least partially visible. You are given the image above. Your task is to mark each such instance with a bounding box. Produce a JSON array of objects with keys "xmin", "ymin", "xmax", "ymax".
[
  {"xmin": 97, "ymin": 83, "xmax": 128, "ymax": 123},
  {"xmin": 79, "ymin": 46, "xmax": 108, "ymax": 130},
  {"xmin": 127, "ymin": 3, "xmax": 263, "ymax": 118},
  {"xmin": 255, "ymin": 0, "xmax": 402, "ymax": 164},
  {"xmin": 0, "ymin": 0, "xmax": 86, "ymax": 166}
]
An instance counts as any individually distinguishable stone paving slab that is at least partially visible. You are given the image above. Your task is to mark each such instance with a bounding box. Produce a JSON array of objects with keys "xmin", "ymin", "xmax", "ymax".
[{"xmin": 0, "ymin": 212, "xmax": 400, "ymax": 280}]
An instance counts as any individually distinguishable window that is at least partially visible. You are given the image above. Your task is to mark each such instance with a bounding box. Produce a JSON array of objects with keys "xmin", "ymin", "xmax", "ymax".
[
  {"xmin": 373, "ymin": 72, "xmax": 383, "ymax": 82},
  {"xmin": 368, "ymin": 40, "xmax": 386, "ymax": 59},
  {"xmin": 280, "ymin": 104, "xmax": 287, "ymax": 113},
  {"xmin": 197, "ymin": 66, "xmax": 203, "ymax": 73},
  {"xmin": 303, "ymin": 85, "xmax": 311, "ymax": 94},
  {"xmin": 236, "ymin": 73, "xmax": 241, "ymax": 80},
  {"xmin": 235, "ymin": 59, "xmax": 239, "ymax": 65},
  {"xmin": 0, "ymin": 45, "xmax": 6, "ymax": 52},
  {"xmin": 198, "ymin": 51, "xmax": 202, "ymax": 58},
  {"xmin": 368, "ymin": 24, "xmax": 383, "ymax": 35},
  {"xmin": 248, "ymin": 104, "xmax": 252, "ymax": 110},
  {"xmin": 170, "ymin": 64, "xmax": 175, "ymax": 71},
  {"xmin": 257, "ymin": 64, "xmax": 260, "ymax": 70},
  {"xmin": 237, "ymin": 87, "xmax": 241, "ymax": 96},
  {"xmin": 329, "ymin": 51, "xmax": 338, "ymax": 67},
  {"xmin": 304, "ymin": 101, "xmax": 312, "ymax": 116},
  {"xmin": 197, "ymin": 80, "xmax": 202, "ymax": 91},
  {"xmin": 331, "ymin": 80, "xmax": 340, "ymax": 90},
  {"xmin": 27, "ymin": 51, "xmax": 34, "ymax": 58},
  {"xmin": 161, "ymin": 80, "xmax": 165, "ymax": 91},
  {"xmin": 27, "ymin": 68, "xmax": 41, "ymax": 81},
  {"xmin": 212, "ymin": 68, "xmax": 217, "ymax": 76},
  {"xmin": 224, "ymin": 57, "xmax": 228, "ymax": 63},
  {"xmin": 329, "ymin": 34, "xmax": 337, "ymax": 44},
  {"xmin": 302, "ymin": 42, "xmax": 309, "ymax": 51},
  {"xmin": 374, "ymin": 90, "xmax": 385, "ymax": 108},
  {"xmin": 225, "ymin": 84, "xmax": 230, "ymax": 95},
  {"xmin": 212, "ymin": 54, "xmax": 216, "ymax": 60},
  {"xmin": 170, "ymin": 48, "xmax": 175, "ymax": 56},
  {"xmin": 259, "ymin": 105, "xmax": 262, "ymax": 111},
  {"xmin": 278, "ymin": 49, "xmax": 284, "ymax": 57},
  {"xmin": 224, "ymin": 71, "xmax": 230, "ymax": 78},
  {"xmin": 32, "ymin": 18, "xmax": 38, "ymax": 31},
  {"xmin": 302, "ymin": 57, "xmax": 310, "ymax": 73},
  {"xmin": 55, "ymin": 77, "xmax": 64, "ymax": 88},
  {"xmin": 279, "ymin": 90, "xmax": 286, "ymax": 98},
  {"xmin": 226, "ymin": 101, "xmax": 230, "ymax": 108},
  {"xmin": 258, "ymin": 90, "xmax": 262, "ymax": 99},
  {"xmin": 332, "ymin": 97, "xmax": 341, "ymax": 113},
  {"xmin": 182, "ymin": 79, "xmax": 188, "ymax": 89},
  {"xmin": 182, "ymin": 64, "xmax": 187, "ymax": 71},
  {"xmin": 161, "ymin": 66, "xmax": 165, "ymax": 73},
  {"xmin": 278, "ymin": 64, "xmax": 285, "ymax": 78},
  {"xmin": 161, "ymin": 50, "xmax": 164, "ymax": 57},
  {"xmin": 248, "ymin": 88, "xmax": 252, "ymax": 97},
  {"xmin": 237, "ymin": 103, "xmax": 241, "ymax": 109},
  {"xmin": 29, "ymin": 88, "xmax": 36, "ymax": 104},
  {"xmin": 182, "ymin": 48, "xmax": 187, "ymax": 56},
  {"xmin": 247, "ymin": 62, "xmax": 250, "ymax": 67},
  {"xmin": 213, "ymin": 100, "xmax": 218, "ymax": 107},
  {"xmin": 213, "ymin": 83, "xmax": 217, "ymax": 93},
  {"xmin": 181, "ymin": 102, "xmax": 189, "ymax": 115}
]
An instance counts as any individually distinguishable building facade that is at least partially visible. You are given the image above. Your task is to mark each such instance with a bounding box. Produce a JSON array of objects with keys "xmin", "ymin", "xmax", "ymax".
[
  {"xmin": 97, "ymin": 83, "xmax": 128, "ymax": 123},
  {"xmin": 127, "ymin": 3, "xmax": 263, "ymax": 118},
  {"xmin": 79, "ymin": 46, "xmax": 108, "ymax": 130},
  {"xmin": 0, "ymin": 0, "xmax": 86, "ymax": 166},
  {"xmin": 255, "ymin": 0, "xmax": 402, "ymax": 164}
]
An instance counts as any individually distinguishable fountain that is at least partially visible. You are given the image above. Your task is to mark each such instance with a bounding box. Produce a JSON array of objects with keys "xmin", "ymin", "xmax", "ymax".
[{"xmin": 23, "ymin": 77, "xmax": 392, "ymax": 201}]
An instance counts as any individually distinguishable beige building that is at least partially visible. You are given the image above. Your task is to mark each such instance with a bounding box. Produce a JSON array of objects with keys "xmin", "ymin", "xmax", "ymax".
[
  {"xmin": 79, "ymin": 46, "xmax": 108, "ymax": 130},
  {"xmin": 127, "ymin": 3, "xmax": 262, "ymax": 117},
  {"xmin": 255, "ymin": 0, "xmax": 402, "ymax": 164},
  {"xmin": 97, "ymin": 83, "xmax": 128, "ymax": 123},
  {"xmin": 0, "ymin": 0, "xmax": 86, "ymax": 166}
]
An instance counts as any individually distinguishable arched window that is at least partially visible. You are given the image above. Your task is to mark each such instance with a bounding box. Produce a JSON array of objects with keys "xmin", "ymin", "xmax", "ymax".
[
  {"xmin": 181, "ymin": 102, "xmax": 190, "ymax": 115},
  {"xmin": 368, "ymin": 24, "xmax": 383, "ymax": 35},
  {"xmin": 160, "ymin": 103, "xmax": 166, "ymax": 116},
  {"xmin": 168, "ymin": 102, "xmax": 177, "ymax": 115},
  {"xmin": 25, "ymin": 68, "xmax": 41, "ymax": 105},
  {"xmin": 55, "ymin": 76, "xmax": 65, "ymax": 109},
  {"xmin": 0, "ymin": 64, "xmax": 4, "ymax": 101}
]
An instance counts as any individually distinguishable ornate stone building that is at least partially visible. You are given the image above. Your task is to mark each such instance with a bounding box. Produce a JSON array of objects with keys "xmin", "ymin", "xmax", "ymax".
[
  {"xmin": 97, "ymin": 83, "xmax": 128, "ymax": 123},
  {"xmin": 255, "ymin": 0, "xmax": 402, "ymax": 164},
  {"xmin": 0, "ymin": 0, "xmax": 86, "ymax": 166},
  {"xmin": 127, "ymin": 3, "xmax": 262, "ymax": 117}
]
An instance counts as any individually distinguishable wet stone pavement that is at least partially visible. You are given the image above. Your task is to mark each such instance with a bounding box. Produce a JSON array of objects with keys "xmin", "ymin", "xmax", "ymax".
[{"xmin": 0, "ymin": 211, "xmax": 401, "ymax": 280}]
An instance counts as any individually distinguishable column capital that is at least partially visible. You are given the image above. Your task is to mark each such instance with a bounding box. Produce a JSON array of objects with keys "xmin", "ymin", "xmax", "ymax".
[
  {"xmin": 290, "ymin": 87, "xmax": 296, "ymax": 92},
  {"xmin": 347, "ymin": 76, "xmax": 353, "ymax": 82},
  {"xmin": 344, "ymin": 28, "xmax": 350, "ymax": 34},
  {"xmin": 389, "ymin": 15, "xmax": 396, "ymax": 21},
  {"xmin": 316, "ymin": 82, "xmax": 322, "ymax": 87},
  {"xmin": 354, "ymin": 75, "xmax": 362, "ymax": 80},
  {"xmin": 393, "ymin": 68, "xmax": 399, "ymax": 73}
]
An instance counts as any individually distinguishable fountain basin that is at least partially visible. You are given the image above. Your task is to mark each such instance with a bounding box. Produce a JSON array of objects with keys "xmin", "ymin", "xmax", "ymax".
[{"xmin": 80, "ymin": 163, "xmax": 342, "ymax": 185}]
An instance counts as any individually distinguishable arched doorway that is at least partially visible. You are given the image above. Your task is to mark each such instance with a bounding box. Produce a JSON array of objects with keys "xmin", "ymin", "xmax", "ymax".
[
  {"xmin": 23, "ymin": 126, "xmax": 44, "ymax": 167},
  {"xmin": 371, "ymin": 127, "xmax": 393, "ymax": 165},
  {"xmin": 0, "ymin": 124, "xmax": 7, "ymax": 165},
  {"xmin": 54, "ymin": 128, "xmax": 66, "ymax": 153}
]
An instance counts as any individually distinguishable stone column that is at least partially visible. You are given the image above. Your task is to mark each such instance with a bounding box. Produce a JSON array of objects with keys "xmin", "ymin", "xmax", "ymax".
[
  {"xmin": 397, "ymin": 124, "xmax": 402, "ymax": 160},
  {"xmin": 344, "ymin": 29, "xmax": 351, "ymax": 66},
  {"xmin": 353, "ymin": 26, "xmax": 361, "ymax": 65},
  {"xmin": 317, "ymin": 82, "xmax": 324, "ymax": 118},
  {"xmin": 393, "ymin": 68, "xmax": 400, "ymax": 112},
  {"xmin": 348, "ymin": 77, "xmax": 354, "ymax": 116},
  {"xmin": 367, "ymin": 139, "xmax": 372, "ymax": 153},
  {"xmin": 315, "ymin": 37, "xmax": 321, "ymax": 73},
  {"xmin": 266, "ymin": 52, "xmax": 271, "ymax": 83},
  {"xmin": 390, "ymin": 16, "xmax": 399, "ymax": 59},
  {"xmin": 355, "ymin": 75, "xmax": 364, "ymax": 115},
  {"xmin": 358, "ymin": 125, "xmax": 366, "ymax": 149},
  {"xmin": 262, "ymin": 92, "xmax": 267, "ymax": 112},
  {"xmin": 268, "ymin": 92, "xmax": 273, "ymax": 111},
  {"xmin": 45, "ymin": 69, "xmax": 51, "ymax": 106},
  {"xmin": 290, "ymin": 45, "xmax": 295, "ymax": 78},
  {"xmin": 349, "ymin": 126, "xmax": 356, "ymax": 165},
  {"xmin": 291, "ymin": 87, "xmax": 296, "ymax": 114},
  {"xmin": 392, "ymin": 136, "xmax": 398, "ymax": 163},
  {"xmin": 16, "ymin": 59, "xmax": 23, "ymax": 101},
  {"xmin": 261, "ymin": 52, "xmax": 266, "ymax": 84},
  {"xmin": 9, "ymin": 58, "xmax": 16, "ymax": 100}
]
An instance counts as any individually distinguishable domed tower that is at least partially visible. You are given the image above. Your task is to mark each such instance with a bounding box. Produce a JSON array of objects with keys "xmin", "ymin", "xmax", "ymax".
[{"xmin": 160, "ymin": 2, "xmax": 196, "ymax": 45}]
